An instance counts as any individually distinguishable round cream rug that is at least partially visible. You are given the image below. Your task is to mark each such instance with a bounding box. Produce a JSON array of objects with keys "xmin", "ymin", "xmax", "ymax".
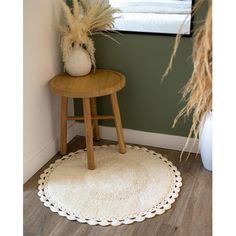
[{"xmin": 38, "ymin": 145, "xmax": 182, "ymax": 226}]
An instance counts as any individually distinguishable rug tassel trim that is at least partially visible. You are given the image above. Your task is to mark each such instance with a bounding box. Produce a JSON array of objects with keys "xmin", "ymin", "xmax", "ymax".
[{"xmin": 38, "ymin": 144, "xmax": 182, "ymax": 226}]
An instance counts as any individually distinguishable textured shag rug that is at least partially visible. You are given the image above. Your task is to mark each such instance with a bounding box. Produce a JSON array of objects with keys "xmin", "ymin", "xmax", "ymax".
[{"xmin": 38, "ymin": 145, "xmax": 182, "ymax": 226}]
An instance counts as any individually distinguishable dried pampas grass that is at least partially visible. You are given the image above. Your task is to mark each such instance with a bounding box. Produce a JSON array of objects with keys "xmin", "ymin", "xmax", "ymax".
[
  {"xmin": 58, "ymin": 0, "xmax": 119, "ymax": 69},
  {"xmin": 162, "ymin": 0, "xmax": 212, "ymax": 160}
]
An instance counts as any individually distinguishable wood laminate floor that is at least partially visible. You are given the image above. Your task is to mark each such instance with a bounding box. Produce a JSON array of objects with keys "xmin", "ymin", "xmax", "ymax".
[{"xmin": 24, "ymin": 136, "xmax": 212, "ymax": 236}]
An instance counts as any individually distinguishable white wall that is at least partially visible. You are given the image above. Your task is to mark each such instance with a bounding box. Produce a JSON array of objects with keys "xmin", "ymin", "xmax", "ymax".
[{"xmin": 24, "ymin": 0, "xmax": 75, "ymax": 183}]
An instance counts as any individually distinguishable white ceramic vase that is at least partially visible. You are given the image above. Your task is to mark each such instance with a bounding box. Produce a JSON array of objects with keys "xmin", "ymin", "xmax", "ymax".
[
  {"xmin": 199, "ymin": 111, "xmax": 212, "ymax": 171},
  {"xmin": 65, "ymin": 44, "xmax": 92, "ymax": 76}
]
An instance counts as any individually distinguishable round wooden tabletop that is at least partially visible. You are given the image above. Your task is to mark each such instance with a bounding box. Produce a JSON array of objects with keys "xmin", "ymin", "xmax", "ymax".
[{"xmin": 50, "ymin": 69, "xmax": 126, "ymax": 98}]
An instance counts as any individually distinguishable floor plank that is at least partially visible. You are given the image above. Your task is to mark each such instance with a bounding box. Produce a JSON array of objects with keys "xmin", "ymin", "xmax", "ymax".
[{"xmin": 24, "ymin": 136, "xmax": 212, "ymax": 236}]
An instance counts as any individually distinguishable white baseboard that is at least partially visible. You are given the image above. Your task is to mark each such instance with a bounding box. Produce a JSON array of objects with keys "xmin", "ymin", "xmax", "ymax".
[
  {"xmin": 23, "ymin": 122, "xmax": 77, "ymax": 183},
  {"xmin": 74, "ymin": 123, "xmax": 199, "ymax": 153},
  {"xmin": 24, "ymin": 122, "xmax": 198, "ymax": 183}
]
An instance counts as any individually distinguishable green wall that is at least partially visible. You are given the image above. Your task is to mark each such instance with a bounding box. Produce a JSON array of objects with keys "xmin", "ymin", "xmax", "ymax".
[{"xmin": 74, "ymin": 1, "xmax": 208, "ymax": 137}]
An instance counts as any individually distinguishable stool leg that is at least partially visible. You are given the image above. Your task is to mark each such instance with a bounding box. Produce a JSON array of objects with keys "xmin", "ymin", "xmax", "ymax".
[
  {"xmin": 60, "ymin": 96, "xmax": 68, "ymax": 155},
  {"xmin": 110, "ymin": 93, "xmax": 126, "ymax": 154},
  {"xmin": 90, "ymin": 97, "xmax": 100, "ymax": 141},
  {"xmin": 83, "ymin": 98, "xmax": 95, "ymax": 170}
]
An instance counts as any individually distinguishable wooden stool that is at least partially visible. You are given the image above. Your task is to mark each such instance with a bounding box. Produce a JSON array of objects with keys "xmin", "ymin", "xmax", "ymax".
[{"xmin": 50, "ymin": 69, "xmax": 126, "ymax": 170}]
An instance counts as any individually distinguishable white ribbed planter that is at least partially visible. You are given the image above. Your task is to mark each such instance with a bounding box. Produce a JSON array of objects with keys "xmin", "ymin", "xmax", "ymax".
[
  {"xmin": 65, "ymin": 44, "xmax": 92, "ymax": 76},
  {"xmin": 199, "ymin": 111, "xmax": 212, "ymax": 171}
]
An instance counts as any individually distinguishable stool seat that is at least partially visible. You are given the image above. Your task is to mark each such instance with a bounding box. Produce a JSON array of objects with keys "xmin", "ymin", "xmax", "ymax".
[{"xmin": 50, "ymin": 69, "xmax": 126, "ymax": 98}]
